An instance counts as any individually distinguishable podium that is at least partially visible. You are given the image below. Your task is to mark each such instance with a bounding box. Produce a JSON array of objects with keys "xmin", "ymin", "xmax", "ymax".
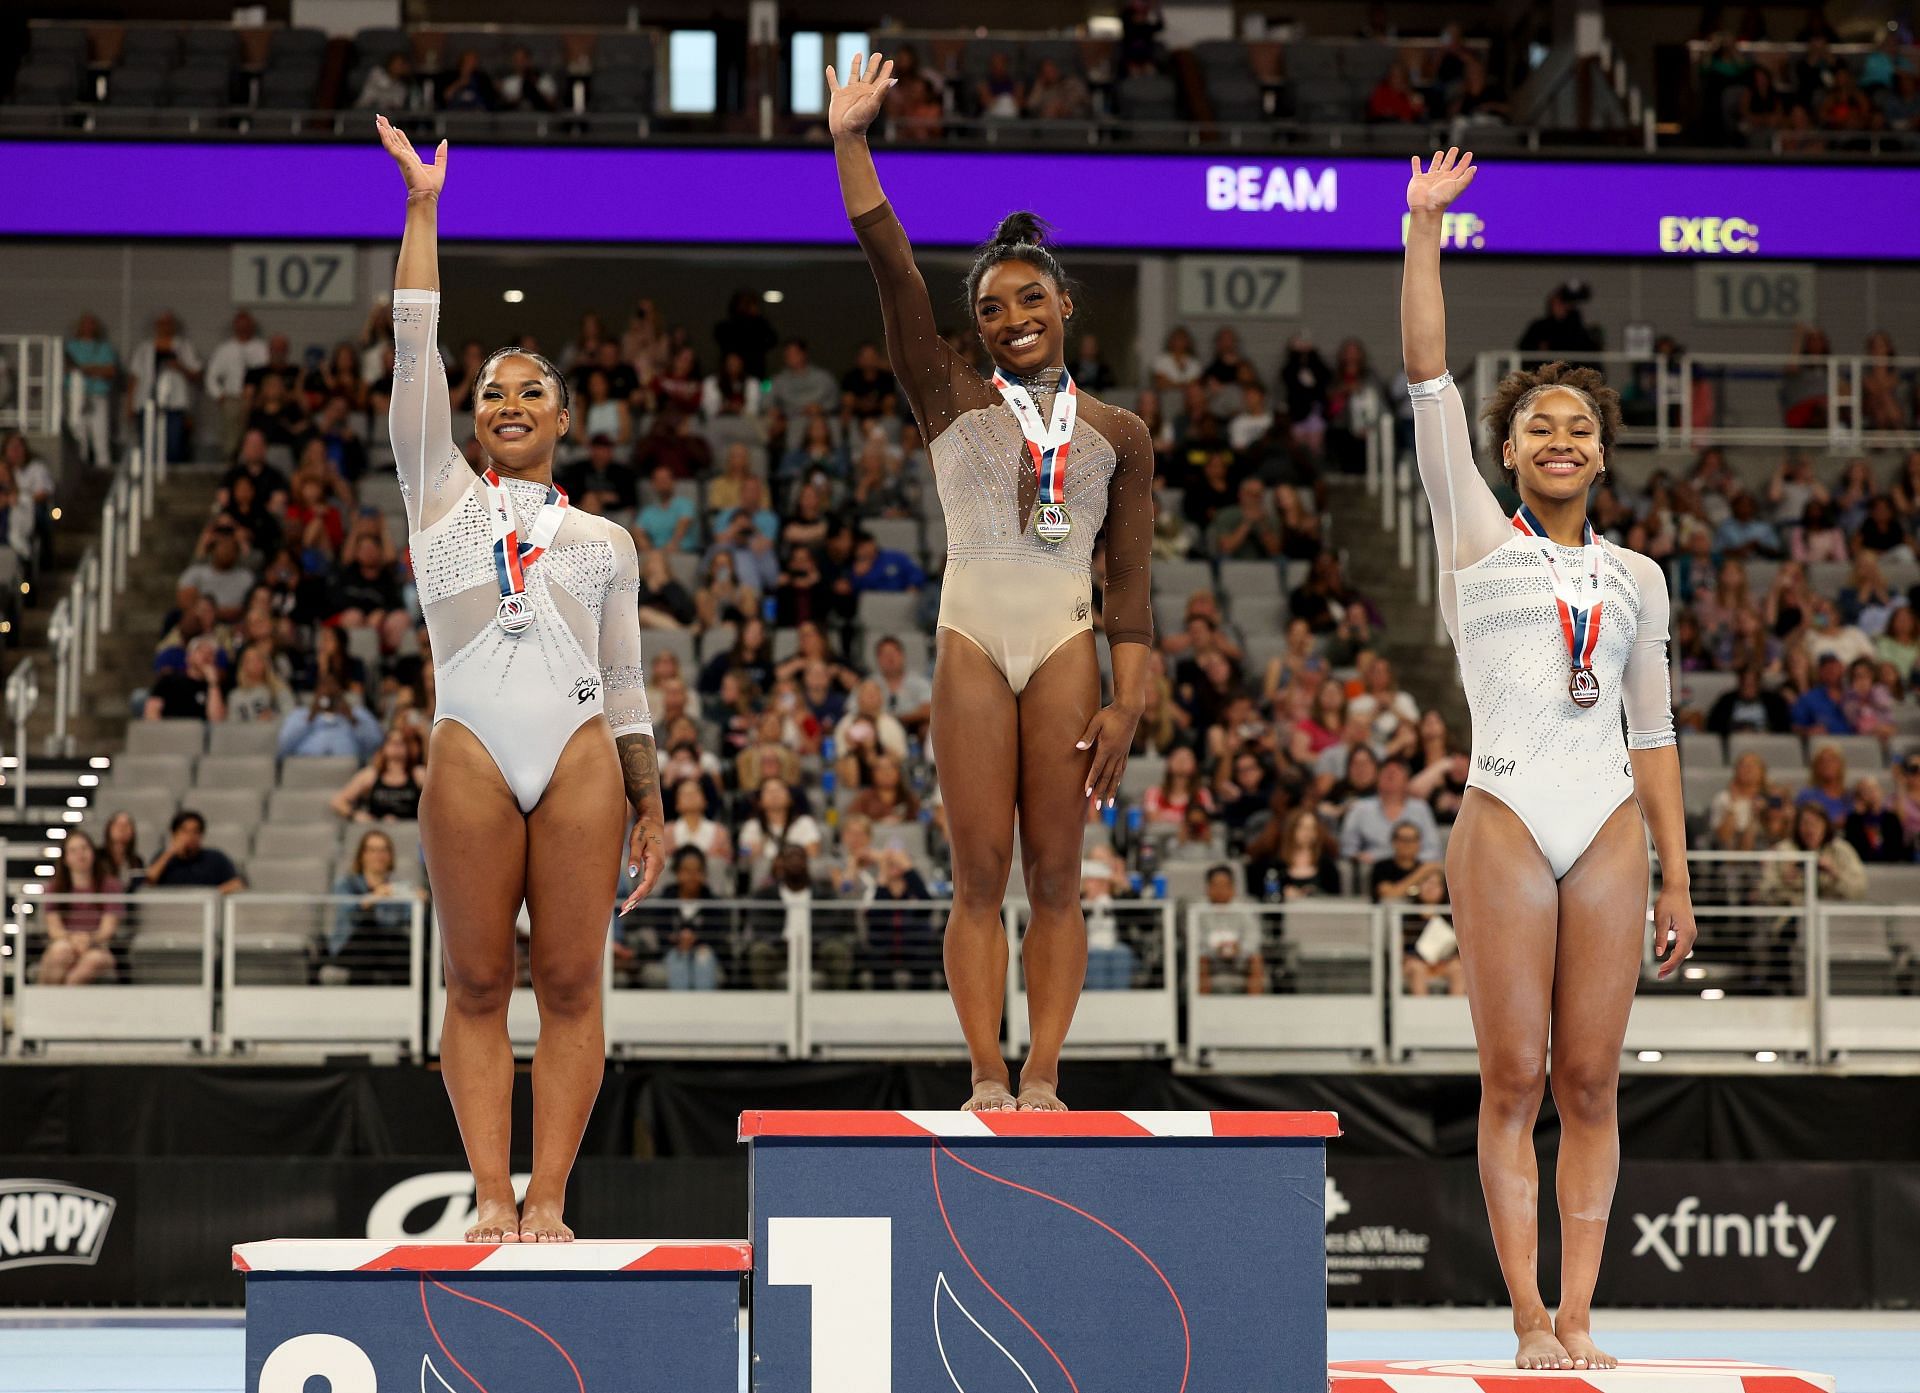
[
  {"xmin": 742, "ymin": 1109, "xmax": 1340, "ymax": 1393},
  {"xmin": 1330, "ymin": 1360, "xmax": 1837, "ymax": 1392},
  {"xmin": 233, "ymin": 1239, "xmax": 747, "ymax": 1393}
]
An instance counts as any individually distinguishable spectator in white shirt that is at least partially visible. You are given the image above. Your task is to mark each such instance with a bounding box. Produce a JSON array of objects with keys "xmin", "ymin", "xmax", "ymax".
[
  {"xmin": 205, "ymin": 311, "xmax": 270, "ymax": 461},
  {"xmin": 178, "ymin": 522, "xmax": 259, "ymax": 624},
  {"xmin": 354, "ymin": 52, "xmax": 418, "ymax": 110},
  {"xmin": 668, "ymin": 780, "xmax": 734, "ymax": 869},
  {"xmin": 127, "ymin": 311, "xmax": 203, "ymax": 464},
  {"xmin": 1339, "ymin": 756, "xmax": 1442, "ymax": 864},
  {"xmin": 1227, "ymin": 382, "xmax": 1276, "ymax": 452},
  {"xmin": 766, "ymin": 338, "xmax": 841, "ymax": 443},
  {"xmin": 833, "ymin": 679, "xmax": 910, "ymax": 768},
  {"xmin": 1151, "ymin": 325, "xmax": 1203, "ymax": 393}
]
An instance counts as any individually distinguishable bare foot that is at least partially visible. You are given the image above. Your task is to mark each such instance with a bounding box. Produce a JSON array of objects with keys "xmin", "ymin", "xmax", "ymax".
[
  {"xmin": 517, "ymin": 1197, "xmax": 573, "ymax": 1244},
  {"xmin": 1515, "ymin": 1327, "xmax": 1572, "ymax": 1371},
  {"xmin": 962, "ymin": 1079, "xmax": 1017, "ymax": 1112},
  {"xmin": 1015, "ymin": 1079, "xmax": 1067, "ymax": 1112},
  {"xmin": 465, "ymin": 1196, "xmax": 519, "ymax": 1244},
  {"xmin": 1555, "ymin": 1321, "xmax": 1616, "ymax": 1370}
]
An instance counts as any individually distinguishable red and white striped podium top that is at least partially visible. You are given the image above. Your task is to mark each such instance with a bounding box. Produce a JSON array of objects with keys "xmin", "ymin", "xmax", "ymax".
[
  {"xmin": 231, "ymin": 1239, "xmax": 752, "ymax": 1274},
  {"xmin": 1329, "ymin": 1359, "xmax": 1835, "ymax": 1393},
  {"xmin": 737, "ymin": 1109, "xmax": 1341, "ymax": 1140}
]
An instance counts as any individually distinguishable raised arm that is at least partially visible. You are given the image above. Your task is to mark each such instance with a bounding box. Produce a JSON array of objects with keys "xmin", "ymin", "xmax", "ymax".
[
  {"xmin": 829, "ymin": 53, "xmax": 978, "ymax": 439},
  {"xmin": 1400, "ymin": 148, "xmax": 1509, "ymax": 638},
  {"xmin": 603, "ymin": 526, "xmax": 667, "ymax": 910},
  {"xmin": 376, "ymin": 116, "xmax": 463, "ymax": 532}
]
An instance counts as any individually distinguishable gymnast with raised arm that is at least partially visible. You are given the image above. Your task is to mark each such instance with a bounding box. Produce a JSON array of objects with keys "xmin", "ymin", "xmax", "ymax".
[
  {"xmin": 377, "ymin": 117, "xmax": 667, "ymax": 1241},
  {"xmin": 829, "ymin": 55, "xmax": 1155, "ymax": 1111},
  {"xmin": 1403, "ymin": 149, "xmax": 1698, "ymax": 1369}
]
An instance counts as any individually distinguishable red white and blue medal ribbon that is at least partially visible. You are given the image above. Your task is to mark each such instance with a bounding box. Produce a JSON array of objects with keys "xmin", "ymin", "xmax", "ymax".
[
  {"xmin": 992, "ymin": 365, "xmax": 1078, "ymax": 544},
  {"xmin": 1512, "ymin": 505, "xmax": 1604, "ymax": 708},
  {"xmin": 483, "ymin": 467, "xmax": 570, "ymax": 635}
]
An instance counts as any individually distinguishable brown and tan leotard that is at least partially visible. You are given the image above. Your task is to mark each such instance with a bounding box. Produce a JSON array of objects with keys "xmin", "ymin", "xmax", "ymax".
[{"xmin": 852, "ymin": 203, "xmax": 1155, "ymax": 693}]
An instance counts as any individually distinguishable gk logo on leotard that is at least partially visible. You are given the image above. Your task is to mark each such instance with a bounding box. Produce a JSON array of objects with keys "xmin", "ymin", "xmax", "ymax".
[
  {"xmin": 570, "ymin": 676, "xmax": 601, "ymax": 705},
  {"xmin": 1476, "ymin": 754, "xmax": 1516, "ymax": 778},
  {"xmin": 1073, "ymin": 597, "xmax": 1090, "ymax": 622}
]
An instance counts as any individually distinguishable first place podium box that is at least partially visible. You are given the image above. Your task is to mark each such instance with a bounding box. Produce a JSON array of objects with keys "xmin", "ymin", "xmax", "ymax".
[
  {"xmin": 742, "ymin": 1108, "xmax": 1341, "ymax": 1393},
  {"xmin": 233, "ymin": 1238, "xmax": 748, "ymax": 1393}
]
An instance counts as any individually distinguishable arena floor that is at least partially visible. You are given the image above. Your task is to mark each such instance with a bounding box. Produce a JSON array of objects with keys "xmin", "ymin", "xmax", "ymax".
[{"xmin": 0, "ymin": 1309, "xmax": 1910, "ymax": 1391}]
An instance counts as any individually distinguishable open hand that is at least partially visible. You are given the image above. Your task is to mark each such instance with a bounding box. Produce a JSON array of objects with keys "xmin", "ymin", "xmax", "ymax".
[
  {"xmin": 375, "ymin": 113, "xmax": 447, "ymax": 197},
  {"xmin": 1406, "ymin": 146, "xmax": 1476, "ymax": 214},
  {"xmin": 1075, "ymin": 704, "xmax": 1142, "ymax": 811},
  {"xmin": 826, "ymin": 51, "xmax": 894, "ymax": 141}
]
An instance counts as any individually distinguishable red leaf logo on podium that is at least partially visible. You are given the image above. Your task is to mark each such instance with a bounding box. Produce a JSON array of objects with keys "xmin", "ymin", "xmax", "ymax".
[
  {"xmin": 416, "ymin": 1275, "xmax": 587, "ymax": 1393},
  {"xmin": 929, "ymin": 1143, "xmax": 1191, "ymax": 1393}
]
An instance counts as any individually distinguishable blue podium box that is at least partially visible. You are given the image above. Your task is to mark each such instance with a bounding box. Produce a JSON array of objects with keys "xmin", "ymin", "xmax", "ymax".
[
  {"xmin": 233, "ymin": 1238, "xmax": 749, "ymax": 1393},
  {"xmin": 742, "ymin": 1109, "xmax": 1340, "ymax": 1393}
]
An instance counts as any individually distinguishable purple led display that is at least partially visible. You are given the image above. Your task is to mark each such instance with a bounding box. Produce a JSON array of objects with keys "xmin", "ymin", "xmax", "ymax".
[{"xmin": 0, "ymin": 141, "xmax": 1909, "ymax": 259}]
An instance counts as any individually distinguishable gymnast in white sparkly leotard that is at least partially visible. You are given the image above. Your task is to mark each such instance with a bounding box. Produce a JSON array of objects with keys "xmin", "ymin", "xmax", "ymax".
[
  {"xmin": 1402, "ymin": 149, "xmax": 1696, "ymax": 1374},
  {"xmin": 377, "ymin": 117, "xmax": 667, "ymax": 1247}
]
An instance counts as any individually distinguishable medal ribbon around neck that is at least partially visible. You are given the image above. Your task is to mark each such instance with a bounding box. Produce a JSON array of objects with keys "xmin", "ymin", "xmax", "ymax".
[
  {"xmin": 992, "ymin": 365, "xmax": 1078, "ymax": 507},
  {"xmin": 483, "ymin": 467, "xmax": 570, "ymax": 605},
  {"xmin": 1512, "ymin": 504, "xmax": 1604, "ymax": 676}
]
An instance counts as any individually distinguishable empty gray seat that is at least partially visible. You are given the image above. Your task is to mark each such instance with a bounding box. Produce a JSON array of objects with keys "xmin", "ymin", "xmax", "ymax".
[
  {"xmin": 865, "ymin": 517, "xmax": 921, "ymax": 560},
  {"xmin": 118, "ymin": 28, "xmax": 182, "ymax": 69},
  {"xmin": 1230, "ymin": 593, "xmax": 1288, "ymax": 633},
  {"xmin": 88, "ymin": 786, "xmax": 178, "ymax": 839},
  {"xmin": 195, "ymin": 754, "xmax": 275, "ymax": 789},
  {"xmin": 1676, "ymin": 670, "xmax": 1737, "ymax": 715},
  {"xmin": 255, "ymin": 67, "xmax": 317, "ymax": 108},
  {"xmin": 201, "ymin": 822, "xmax": 254, "ymax": 861},
  {"xmin": 11, "ymin": 61, "xmax": 81, "ymax": 104},
  {"xmin": 166, "ymin": 63, "xmax": 232, "ymax": 107},
  {"xmin": 254, "ymin": 822, "xmax": 344, "ymax": 861},
  {"xmin": 110, "ymin": 753, "xmax": 193, "ymax": 792},
  {"xmin": 1728, "ymin": 732, "xmax": 1805, "ymax": 772},
  {"xmin": 180, "ymin": 28, "xmax": 238, "ymax": 64},
  {"xmin": 641, "ymin": 627, "xmax": 696, "ymax": 677},
  {"xmin": 1863, "ymin": 865, "xmax": 1920, "ymax": 906},
  {"xmin": 1120, "ymin": 754, "xmax": 1165, "ymax": 800},
  {"xmin": 1115, "ymin": 72, "xmax": 1178, "ymax": 121},
  {"xmin": 28, "ymin": 27, "xmax": 90, "ymax": 64},
  {"xmin": 1812, "ymin": 735, "xmax": 1888, "ymax": 777},
  {"xmin": 279, "ymin": 755, "xmax": 360, "ymax": 791},
  {"xmin": 1679, "ymin": 731, "xmax": 1727, "ymax": 768},
  {"xmin": 268, "ymin": 787, "xmax": 339, "ymax": 823},
  {"xmin": 1279, "ymin": 902, "xmax": 1372, "ymax": 994},
  {"xmin": 207, "ymin": 722, "xmax": 281, "ymax": 757},
  {"xmin": 187, "ymin": 787, "xmax": 265, "ymax": 825},
  {"xmin": 126, "ymin": 720, "xmax": 206, "ymax": 757},
  {"xmin": 1219, "ymin": 558, "xmax": 1283, "ymax": 598},
  {"xmin": 246, "ymin": 856, "xmax": 333, "ymax": 894},
  {"xmin": 858, "ymin": 590, "xmax": 922, "ymax": 635},
  {"xmin": 1192, "ymin": 40, "xmax": 1250, "ymax": 77},
  {"xmin": 1208, "ymin": 72, "xmax": 1266, "ymax": 122},
  {"xmin": 1152, "ymin": 558, "xmax": 1214, "ymax": 602}
]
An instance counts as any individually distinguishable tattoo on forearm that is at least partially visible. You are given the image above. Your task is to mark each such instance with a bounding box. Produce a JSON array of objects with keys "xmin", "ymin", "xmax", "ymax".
[{"xmin": 615, "ymin": 733, "xmax": 661, "ymax": 815}]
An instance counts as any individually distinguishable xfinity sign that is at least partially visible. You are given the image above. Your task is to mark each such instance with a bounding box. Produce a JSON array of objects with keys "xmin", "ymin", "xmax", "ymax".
[
  {"xmin": 1631, "ymin": 1195, "xmax": 1835, "ymax": 1274},
  {"xmin": 1206, "ymin": 164, "xmax": 1339, "ymax": 213},
  {"xmin": 0, "ymin": 1180, "xmax": 115, "ymax": 1271}
]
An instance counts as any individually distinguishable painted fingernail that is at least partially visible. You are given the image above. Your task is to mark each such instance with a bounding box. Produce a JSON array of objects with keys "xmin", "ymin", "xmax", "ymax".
[
  {"xmin": 1084, "ymin": 787, "xmax": 1093, "ymax": 798},
  {"xmin": 1075, "ymin": 740, "xmax": 1089, "ymax": 750}
]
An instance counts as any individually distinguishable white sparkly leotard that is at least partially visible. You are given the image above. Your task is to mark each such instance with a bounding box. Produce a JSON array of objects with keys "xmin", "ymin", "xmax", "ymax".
[
  {"xmin": 389, "ymin": 289, "xmax": 651, "ymax": 813},
  {"xmin": 1409, "ymin": 372, "xmax": 1675, "ymax": 878}
]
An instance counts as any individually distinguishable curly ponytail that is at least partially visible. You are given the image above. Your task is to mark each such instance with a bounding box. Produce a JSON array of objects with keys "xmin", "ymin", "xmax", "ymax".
[
  {"xmin": 964, "ymin": 209, "xmax": 1075, "ymax": 313},
  {"xmin": 1480, "ymin": 360, "xmax": 1623, "ymax": 452}
]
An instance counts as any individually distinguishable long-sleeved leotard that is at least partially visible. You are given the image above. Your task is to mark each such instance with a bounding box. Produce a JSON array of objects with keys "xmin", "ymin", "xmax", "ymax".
[
  {"xmin": 852, "ymin": 202, "xmax": 1153, "ymax": 691},
  {"xmin": 1410, "ymin": 371, "xmax": 1674, "ymax": 878},
  {"xmin": 389, "ymin": 289, "xmax": 651, "ymax": 812}
]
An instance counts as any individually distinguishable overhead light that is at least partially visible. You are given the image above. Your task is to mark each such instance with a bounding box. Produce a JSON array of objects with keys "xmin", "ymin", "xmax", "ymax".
[
  {"xmin": 62, "ymin": 811, "xmax": 81, "ymax": 823},
  {"xmin": 22, "ymin": 883, "xmax": 41, "ymax": 894},
  {"xmin": 502, "ymin": 289, "xmax": 525, "ymax": 304},
  {"xmin": 1682, "ymin": 966, "xmax": 1706, "ymax": 980},
  {"xmin": 19, "ymin": 582, "xmax": 29, "ymax": 595},
  {"xmin": 1, "ymin": 924, "xmax": 14, "ymax": 934},
  {"xmin": 1700, "ymin": 988, "xmax": 1725, "ymax": 1001},
  {"xmin": 46, "ymin": 828, "xmax": 66, "ymax": 839},
  {"xmin": 65, "ymin": 796, "xmax": 86, "ymax": 808},
  {"xmin": 40, "ymin": 847, "xmax": 57, "ymax": 857},
  {"xmin": 1637, "ymin": 1050, "xmax": 1663, "ymax": 1062},
  {"xmin": 49, "ymin": 507, "xmax": 61, "ymax": 521},
  {"xmin": 762, "ymin": 289, "xmax": 785, "ymax": 304},
  {"xmin": 1754, "ymin": 1050, "xmax": 1778, "ymax": 1063},
  {"xmin": 0, "ymin": 944, "xmax": 10, "ymax": 958},
  {"xmin": 89, "ymin": 756, "xmax": 110, "ymax": 769},
  {"xmin": 78, "ymin": 774, "xmax": 98, "ymax": 787},
  {"xmin": 34, "ymin": 866, "xmax": 53, "ymax": 877},
  {"xmin": 1, "ymin": 621, "xmax": 13, "ymax": 635},
  {"xmin": 0, "ymin": 758, "xmax": 15, "ymax": 769}
]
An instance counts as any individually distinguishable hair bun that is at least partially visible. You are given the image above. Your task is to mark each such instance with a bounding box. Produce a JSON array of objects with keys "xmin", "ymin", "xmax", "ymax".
[{"xmin": 992, "ymin": 210, "xmax": 1052, "ymax": 248}]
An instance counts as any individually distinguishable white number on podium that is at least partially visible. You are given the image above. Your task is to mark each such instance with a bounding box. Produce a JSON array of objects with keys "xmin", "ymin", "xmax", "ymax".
[
  {"xmin": 766, "ymin": 1216, "xmax": 892, "ymax": 1392},
  {"xmin": 259, "ymin": 1333, "xmax": 378, "ymax": 1393}
]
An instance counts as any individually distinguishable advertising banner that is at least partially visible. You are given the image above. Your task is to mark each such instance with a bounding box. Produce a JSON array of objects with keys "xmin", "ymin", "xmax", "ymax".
[{"xmin": 0, "ymin": 143, "xmax": 1914, "ymax": 259}]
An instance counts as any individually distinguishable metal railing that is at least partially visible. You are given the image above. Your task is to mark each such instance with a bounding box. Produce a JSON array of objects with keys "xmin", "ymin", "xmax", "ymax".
[
  {"xmin": 0, "ymin": 336, "xmax": 66, "ymax": 436},
  {"xmin": 1474, "ymin": 349, "xmax": 1920, "ymax": 453},
  {"xmin": 28, "ymin": 402, "xmax": 161, "ymax": 763},
  {"xmin": 3, "ymin": 857, "xmax": 1911, "ymax": 1065}
]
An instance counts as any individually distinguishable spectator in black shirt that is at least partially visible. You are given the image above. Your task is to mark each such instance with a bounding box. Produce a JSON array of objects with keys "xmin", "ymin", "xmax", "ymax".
[
  {"xmin": 635, "ymin": 549, "xmax": 697, "ymax": 629},
  {"xmin": 332, "ymin": 533, "xmax": 408, "ymax": 653},
  {"xmin": 564, "ymin": 434, "xmax": 637, "ymax": 515},
  {"xmin": 1704, "ymin": 666, "xmax": 1794, "ymax": 735},
  {"xmin": 774, "ymin": 545, "xmax": 834, "ymax": 629},
  {"xmin": 840, "ymin": 342, "xmax": 899, "ymax": 422},
  {"xmin": 220, "ymin": 472, "xmax": 281, "ymax": 561},
  {"xmin": 1516, "ymin": 283, "xmax": 1600, "ymax": 356},
  {"xmin": 863, "ymin": 847, "xmax": 938, "ymax": 988},
  {"xmin": 222, "ymin": 429, "xmax": 291, "ymax": 508},
  {"xmin": 573, "ymin": 340, "xmax": 638, "ymax": 405},
  {"xmin": 246, "ymin": 374, "xmax": 310, "ymax": 452},
  {"xmin": 715, "ymin": 291, "xmax": 778, "ymax": 379},
  {"xmin": 312, "ymin": 398, "xmax": 370, "ymax": 482},
  {"xmin": 440, "ymin": 49, "xmax": 500, "ymax": 110},
  {"xmin": 1278, "ymin": 336, "xmax": 1333, "ymax": 425},
  {"xmin": 1845, "ymin": 777, "xmax": 1908, "ymax": 864},
  {"xmin": 146, "ymin": 810, "xmax": 245, "ymax": 895},
  {"xmin": 1181, "ymin": 449, "xmax": 1239, "ymax": 533},
  {"xmin": 242, "ymin": 334, "xmax": 301, "ymax": 398},
  {"xmin": 143, "ymin": 636, "xmax": 228, "ymax": 722},
  {"xmin": 1202, "ymin": 327, "xmax": 1252, "ymax": 389}
]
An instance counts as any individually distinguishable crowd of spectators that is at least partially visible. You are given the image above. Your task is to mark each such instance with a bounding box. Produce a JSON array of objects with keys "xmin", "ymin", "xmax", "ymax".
[{"xmin": 1695, "ymin": 28, "xmax": 1920, "ymax": 146}]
